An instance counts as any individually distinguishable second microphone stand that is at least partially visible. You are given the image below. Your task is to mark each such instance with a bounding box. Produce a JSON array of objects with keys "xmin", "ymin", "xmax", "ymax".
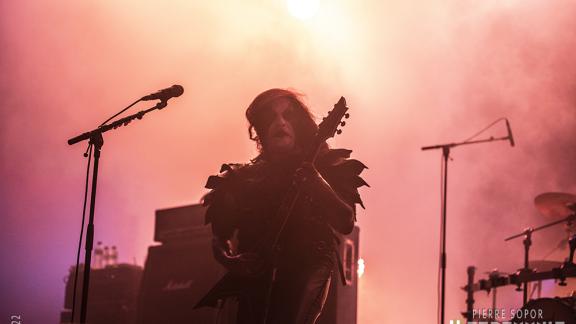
[{"xmin": 422, "ymin": 134, "xmax": 511, "ymax": 324}]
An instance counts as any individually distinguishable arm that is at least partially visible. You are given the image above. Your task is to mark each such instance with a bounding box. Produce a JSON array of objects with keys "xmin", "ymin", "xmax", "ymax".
[
  {"xmin": 205, "ymin": 168, "xmax": 263, "ymax": 275},
  {"xmin": 212, "ymin": 236, "xmax": 234, "ymax": 267},
  {"xmin": 296, "ymin": 162, "xmax": 355, "ymax": 234},
  {"xmin": 212, "ymin": 236, "xmax": 263, "ymax": 276}
]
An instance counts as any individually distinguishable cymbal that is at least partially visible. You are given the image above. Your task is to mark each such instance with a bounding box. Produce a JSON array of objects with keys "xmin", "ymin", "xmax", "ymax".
[{"xmin": 534, "ymin": 192, "xmax": 576, "ymax": 218}]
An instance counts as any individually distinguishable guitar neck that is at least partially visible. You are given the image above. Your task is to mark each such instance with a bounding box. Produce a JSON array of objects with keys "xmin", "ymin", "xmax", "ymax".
[
  {"xmin": 261, "ymin": 96, "xmax": 349, "ymax": 254},
  {"xmin": 266, "ymin": 138, "xmax": 325, "ymax": 251}
]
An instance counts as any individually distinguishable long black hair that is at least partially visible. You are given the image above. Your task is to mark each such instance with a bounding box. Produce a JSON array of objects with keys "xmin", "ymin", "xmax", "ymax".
[{"xmin": 245, "ymin": 88, "xmax": 323, "ymax": 161}]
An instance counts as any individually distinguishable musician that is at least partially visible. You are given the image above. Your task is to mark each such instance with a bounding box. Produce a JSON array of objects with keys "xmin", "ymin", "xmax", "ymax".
[{"xmin": 200, "ymin": 88, "xmax": 368, "ymax": 324}]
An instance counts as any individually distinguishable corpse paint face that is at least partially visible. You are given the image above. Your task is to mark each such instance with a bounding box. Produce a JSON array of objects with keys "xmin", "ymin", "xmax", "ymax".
[{"xmin": 262, "ymin": 98, "xmax": 297, "ymax": 155}]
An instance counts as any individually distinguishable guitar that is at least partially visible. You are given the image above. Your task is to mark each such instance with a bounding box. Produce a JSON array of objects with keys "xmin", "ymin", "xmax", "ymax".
[{"xmin": 196, "ymin": 96, "xmax": 350, "ymax": 309}]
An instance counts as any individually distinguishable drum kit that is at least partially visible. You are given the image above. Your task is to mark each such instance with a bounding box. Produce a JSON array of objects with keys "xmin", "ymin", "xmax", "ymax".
[{"xmin": 462, "ymin": 192, "xmax": 576, "ymax": 323}]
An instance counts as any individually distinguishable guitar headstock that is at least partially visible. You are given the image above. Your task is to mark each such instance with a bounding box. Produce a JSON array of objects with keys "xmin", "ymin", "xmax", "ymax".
[{"xmin": 317, "ymin": 96, "xmax": 349, "ymax": 142}]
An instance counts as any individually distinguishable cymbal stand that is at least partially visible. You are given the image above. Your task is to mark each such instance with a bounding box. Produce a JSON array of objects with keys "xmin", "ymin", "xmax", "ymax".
[
  {"xmin": 567, "ymin": 234, "xmax": 576, "ymax": 265},
  {"xmin": 462, "ymin": 266, "xmax": 476, "ymax": 322},
  {"xmin": 521, "ymin": 229, "xmax": 532, "ymax": 305},
  {"xmin": 505, "ymin": 213, "xmax": 576, "ymax": 305}
]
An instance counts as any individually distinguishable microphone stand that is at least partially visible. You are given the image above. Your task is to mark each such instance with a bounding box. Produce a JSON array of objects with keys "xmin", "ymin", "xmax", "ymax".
[
  {"xmin": 421, "ymin": 134, "xmax": 510, "ymax": 324},
  {"xmin": 67, "ymin": 100, "xmax": 167, "ymax": 324}
]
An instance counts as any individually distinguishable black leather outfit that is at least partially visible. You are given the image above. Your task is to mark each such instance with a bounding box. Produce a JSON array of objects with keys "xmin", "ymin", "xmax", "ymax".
[{"xmin": 199, "ymin": 149, "xmax": 367, "ymax": 324}]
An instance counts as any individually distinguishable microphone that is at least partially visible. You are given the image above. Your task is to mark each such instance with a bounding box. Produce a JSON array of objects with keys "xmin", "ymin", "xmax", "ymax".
[
  {"xmin": 505, "ymin": 118, "xmax": 515, "ymax": 147},
  {"xmin": 141, "ymin": 85, "xmax": 184, "ymax": 101}
]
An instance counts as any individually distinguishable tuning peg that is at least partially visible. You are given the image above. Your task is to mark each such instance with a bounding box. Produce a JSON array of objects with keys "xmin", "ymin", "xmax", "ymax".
[
  {"xmin": 344, "ymin": 113, "xmax": 350, "ymax": 119},
  {"xmin": 336, "ymin": 129, "xmax": 342, "ymax": 135},
  {"xmin": 340, "ymin": 121, "xmax": 346, "ymax": 127}
]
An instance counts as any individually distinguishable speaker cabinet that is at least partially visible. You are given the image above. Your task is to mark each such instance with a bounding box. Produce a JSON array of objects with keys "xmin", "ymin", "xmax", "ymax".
[
  {"xmin": 136, "ymin": 226, "xmax": 227, "ymax": 324},
  {"xmin": 317, "ymin": 226, "xmax": 359, "ymax": 324},
  {"xmin": 61, "ymin": 264, "xmax": 143, "ymax": 324},
  {"xmin": 139, "ymin": 202, "xmax": 359, "ymax": 324}
]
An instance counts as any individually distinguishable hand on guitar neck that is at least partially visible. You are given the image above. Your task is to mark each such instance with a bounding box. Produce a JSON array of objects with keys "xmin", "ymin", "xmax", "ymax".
[
  {"xmin": 294, "ymin": 162, "xmax": 355, "ymax": 234},
  {"xmin": 212, "ymin": 237, "xmax": 265, "ymax": 277}
]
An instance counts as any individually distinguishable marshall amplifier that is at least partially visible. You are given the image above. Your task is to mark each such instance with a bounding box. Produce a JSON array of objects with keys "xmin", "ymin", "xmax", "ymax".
[
  {"xmin": 154, "ymin": 204, "xmax": 207, "ymax": 243},
  {"xmin": 140, "ymin": 203, "xmax": 359, "ymax": 324},
  {"xmin": 136, "ymin": 226, "xmax": 227, "ymax": 324}
]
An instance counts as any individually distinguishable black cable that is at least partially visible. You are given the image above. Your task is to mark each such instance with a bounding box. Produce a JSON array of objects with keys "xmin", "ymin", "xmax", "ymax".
[
  {"xmin": 99, "ymin": 99, "xmax": 141, "ymax": 127},
  {"xmin": 70, "ymin": 143, "xmax": 93, "ymax": 321},
  {"xmin": 462, "ymin": 117, "xmax": 506, "ymax": 143}
]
